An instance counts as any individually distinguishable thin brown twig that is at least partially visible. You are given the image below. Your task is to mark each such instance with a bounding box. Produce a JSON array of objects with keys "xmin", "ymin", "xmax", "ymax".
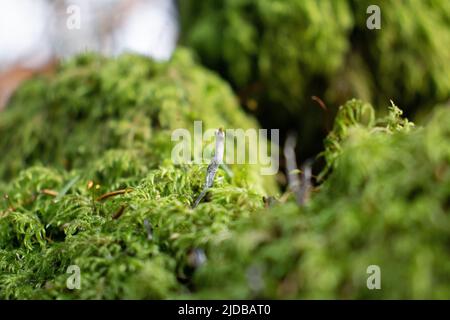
[
  {"xmin": 311, "ymin": 95, "xmax": 328, "ymax": 110},
  {"xmin": 96, "ymin": 188, "xmax": 133, "ymax": 201},
  {"xmin": 111, "ymin": 205, "xmax": 126, "ymax": 219},
  {"xmin": 311, "ymin": 95, "xmax": 331, "ymax": 132},
  {"xmin": 41, "ymin": 189, "xmax": 58, "ymax": 197}
]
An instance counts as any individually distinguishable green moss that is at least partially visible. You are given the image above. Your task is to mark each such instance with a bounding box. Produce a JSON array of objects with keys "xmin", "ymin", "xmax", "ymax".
[
  {"xmin": 0, "ymin": 50, "xmax": 278, "ymax": 299},
  {"xmin": 0, "ymin": 48, "xmax": 277, "ymax": 195},
  {"xmin": 0, "ymin": 50, "xmax": 448, "ymax": 299},
  {"xmin": 319, "ymin": 99, "xmax": 414, "ymax": 179},
  {"xmin": 190, "ymin": 101, "xmax": 450, "ymax": 299},
  {"xmin": 0, "ymin": 162, "xmax": 266, "ymax": 299}
]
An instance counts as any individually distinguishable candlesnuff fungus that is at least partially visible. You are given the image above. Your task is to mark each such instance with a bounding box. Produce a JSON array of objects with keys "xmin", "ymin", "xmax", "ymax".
[
  {"xmin": 284, "ymin": 134, "xmax": 301, "ymax": 199},
  {"xmin": 193, "ymin": 128, "xmax": 225, "ymax": 208},
  {"xmin": 298, "ymin": 160, "xmax": 312, "ymax": 205},
  {"xmin": 284, "ymin": 134, "xmax": 313, "ymax": 206}
]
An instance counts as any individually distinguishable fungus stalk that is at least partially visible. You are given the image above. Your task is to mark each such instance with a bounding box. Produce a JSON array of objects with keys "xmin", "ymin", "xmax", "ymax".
[
  {"xmin": 284, "ymin": 134, "xmax": 312, "ymax": 206},
  {"xmin": 192, "ymin": 128, "xmax": 225, "ymax": 208}
]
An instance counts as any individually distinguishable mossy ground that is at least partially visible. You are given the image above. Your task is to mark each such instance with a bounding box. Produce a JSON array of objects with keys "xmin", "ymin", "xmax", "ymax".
[
  {"xmin": 0, "ymin": 50, "xmax": 275, "ymax": 299},
  {"xmin": 0, "ymin": 50, "xmax": 449, "ymax": 299}
]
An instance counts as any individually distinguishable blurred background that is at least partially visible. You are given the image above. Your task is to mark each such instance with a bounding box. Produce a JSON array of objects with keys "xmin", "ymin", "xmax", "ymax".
[
  {"xmin": 1, "ymin": 0, "xmax": 449, "ymax": 167},
  {"xmin": 0, "ymin": 0, "xmax": 178, "ymax": 109}
]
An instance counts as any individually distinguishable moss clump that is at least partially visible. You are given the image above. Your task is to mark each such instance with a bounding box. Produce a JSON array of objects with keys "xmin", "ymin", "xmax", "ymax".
[
  {"xmin": 0, "ymin": 48, "xmax": 277, "ymax": 195},
  {"xmin": 180, "ymin": 0, "xmax": 450, "ymax": 111},
  {"xmin": 0, "ymin": 50, "xmax": 279, "ymax": 299},
  {"xmin": 189, "ymin": 101, "xmax": 450, "ymax": 299},
  {"xmin": 179, "ymin": 0, "xmax": 450, "ymax": 155},
  {"xmin": 0, "ymin": 163, "xmax": 265, "ymax": 299}
]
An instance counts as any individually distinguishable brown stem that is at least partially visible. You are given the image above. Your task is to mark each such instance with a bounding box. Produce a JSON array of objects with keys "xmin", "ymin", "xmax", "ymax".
[
  {"xmin": 41, "ymin": 189, "xmax": 58, "ymax": 197},
  {"xmin": 312, "ymin": 95, "xmax": 331, "ymax": 132},
  {"xmin": 96, "ymin": 188, "xmax": 133, "ymax": 201},
  {"xmin": 111, "ymin": 205, "xmax": 126, "ymax": 220}
]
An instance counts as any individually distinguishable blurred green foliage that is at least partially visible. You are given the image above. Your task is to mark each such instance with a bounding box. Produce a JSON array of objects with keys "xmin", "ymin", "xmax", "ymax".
[
  {"xmin": 179, "ymin": 0, "xmax": 450, "ymax": 155},
  {"xmin": 191, "ymin": 101, "xmax": 450, "ymax": 299}
]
